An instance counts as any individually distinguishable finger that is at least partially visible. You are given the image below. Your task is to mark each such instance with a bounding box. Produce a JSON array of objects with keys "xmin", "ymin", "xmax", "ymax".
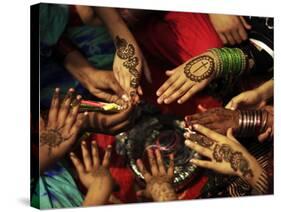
[
  {"xmin": 159, "ymin": 78, "xmax": 186, "ymax": 104},
  {"xmin": 147, "ymin": 148, "xmax": 159, "ymax": 176},
  {"xmin": 225, "ymin": 99, "xmax": 238, "ymax": 110},
  {"xmin": 143, "ymin": 58, "xmax": 152, "ymax": 83},
  {"xmin": 70, "ymin": 152, "xmax": 85, "ymax": 175},
  {"xmin": 91, "ymin": 140, "xmax": 100, "ymax": 168},
  {"xmin": 218, "ymin": 33, "xmax": 228, "ymax": 45},
  {"xmin": 178, "ymin": 83, "xmax": 205, "ymax": 104},
  {"xmin": 94, "ymin": 89, "xmax": 124, "ymax": 105},
  {"xmin": 110, "ymin": 78, "xmax": 128, "ymax": 100},
  {"xmin": 40, "ymin": 116, "xmax": 46, "ymax": 131},
  {"xmin": 257, "ymin": 100, "xmax": 267, "ymax": 109},
  {"xmin": 237, "ymin": 27, "xmax": 248, "ymax": 41},
  {"xmin": 225, "ymin": 32, "xmax": 235, "ymax": 45},
  {"xmin": 226, "ymin": 128, "xmax": 237, "ymax": 141},
  {"xmin": 190, "ymin": 158, "xmax": 215, "ymax": 170},
  {"xmin": 197, "ymin": 104, "xmax": 208, "ymax": 112},
  {"xmin": 258, "ymin": 127, "xmax": 272, "ymax": 143},
  {"xmin": 192, "ymin": 124, "xmax": 226, "ymax": 144},
  {"xmin": 107, "ymin": 119, "xmax": 131, "ymax": 135},
  {"xmin": 70, "ymin": 111, "xmax": 88, "ymax": 135},
  {"xmin": 155, "ymin": 149, "xmax": 166, "ymax": 175},
  {"xmin": 48, "ymin": 88, "xmax": 60, "ymax": 128},
  {"xmin": 136, "ymin": 159, "xmax": 152, "ymax": 181},
  {"xmin": 57, "ymin": 88, "xmax": 75, "ymax": 128},
  {"xmin": 185, "ymin": 139, "xmax": 212, "ymax": 158},
  {"xmin": 165, "ymin": 70, "xmax": 176, "ymax": 77},
  {"xmin": 81, "ymin": 141, "xmax": 92, "ymax": 171},
  {"xmin": 167, "ymin": 154, "xmax": 174, "ymax": 178},
  {"xmin": 239, "ymin": 16, "xmax": 252, "ymax": 30},
  {"xmin": 102, "ymin": 145, "xmax": 112, "ymax": 168},
  {"xmin": 106, "ymin": 104, "xmax": 134, "ymax": 127},
  {"xmin": 164, "ymin": 83, "xmax": 192, "ymax": 104},
  {"xmin": 232, "ymin": 30, "xmax": 243, "ymax": 44},
  {"xmin": 156, "ymin": 72, "xmax": 179, "ymax": 97},
  {"xmin": 137, "ymin": 86, "xmax": 143, "ymax": 96},
  {"xmin": 65, "ymin": 95, "xmax": 82, "ymax": 133}
]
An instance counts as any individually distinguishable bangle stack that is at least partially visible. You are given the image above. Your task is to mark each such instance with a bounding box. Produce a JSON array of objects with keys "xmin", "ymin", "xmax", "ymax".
[
  {"xmin": 252, "ymin": 169, "xmax": 268, "ymax": 195},
  {"xmin": 236, "ymin": 110, "xmax": 269, "ymax": 137},
  {"xmin": 209, "ymin": 47, "xmax": 248, "ymax": 92}
]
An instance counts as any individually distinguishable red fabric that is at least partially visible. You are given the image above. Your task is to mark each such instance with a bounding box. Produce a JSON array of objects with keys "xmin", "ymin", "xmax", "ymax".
[
  {"xmin": 92, "ymin": 12, "xmax": 224, "ymax": 202},
  {"xmin": 134, "ymin": 12, "xmax": 223, "ymax": 117}
]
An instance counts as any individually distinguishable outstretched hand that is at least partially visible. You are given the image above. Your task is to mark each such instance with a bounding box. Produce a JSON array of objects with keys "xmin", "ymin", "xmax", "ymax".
[
  {"xmin": 70, "ymin": 140, "xmax": 114, "ymax": 206},
  {"xmin": 136, "ymin": 148, "xmax": 177, "ymax": 202}
]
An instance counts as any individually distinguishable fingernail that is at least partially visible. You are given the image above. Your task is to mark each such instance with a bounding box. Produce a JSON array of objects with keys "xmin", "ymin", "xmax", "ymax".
[
  {"xmin": 184, "ymin": 132, "xmax": 190, "ymax": 138},
  {"xmin": 185, "ymin": 140, "xmax": 191, "ymax": 145},
  {"xmin": 84, "ymin": 111, "xmax": 88, "ymax": 116},
  {"xmin": 55, "ymin": 87, "xmax": 60, "ymax": 92},
  {"xmin": 193, "ymin": 124, "xmax": 199, "ymax": 129},
  {"xmin": 156, "ymin": 91, "xmax": 160, "ymax": 96},
  {"xmin": 70, "ymin": 152, "xmax": 75, "ymax": 157},
  {"xmin": 92, "ymin": 140, "xmax": 96, "ymax": 145},
  {"xmin": 190, "ymin": 159, "xmax": 195, "ymax": 163},
  {"xmin": 122, "ymin": 94, "xmax": 129, "ymax": 102},
  {"xmin": 164, "ymin": 99, "xmax": 169, "ymax": 104},
  {"xmin": 178, "ymin": 100, "xmax": 182, "ymax": 104},
  {"xmin": 82, "ymin": 141, "xmax": 86, "ymax": 145},
  {"xmin": 157, "ymin": 98, "xmax": 162, "ymax": 104}
]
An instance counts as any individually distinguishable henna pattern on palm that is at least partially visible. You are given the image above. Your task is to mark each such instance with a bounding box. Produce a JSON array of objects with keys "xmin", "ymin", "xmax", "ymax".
[
  {"xmin": 40, "ymin": 129, "xmax": 72, "ymax": 155},
  {"xmin": 184, "ymin": 55, "xmax": 214, "ymax": 82},
  {"xmin": 115, "ymin": 36, "xmax": 140, "ymax": 89}
]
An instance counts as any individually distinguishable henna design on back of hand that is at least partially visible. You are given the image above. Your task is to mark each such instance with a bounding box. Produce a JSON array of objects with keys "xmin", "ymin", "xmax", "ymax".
[
  {"xmin": 184, "ymin": 55, "xmax": 214, "ymax": 82},
  {"xmin": 115, "ymin": 36, "xmax": 140, "ymax": 90}
]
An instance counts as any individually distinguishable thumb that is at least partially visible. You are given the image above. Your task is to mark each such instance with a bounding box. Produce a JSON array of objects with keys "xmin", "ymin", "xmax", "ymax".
[
  {"xmin": 239, "ymin": 16, "xmax": 252, "ymax": 30},
  {"xmin": 225, "ymin": 95, "xmax": 245, "ymax": 110},
  {"xmin": 226, "ymin": 128, "xmax": 240, "ymax": 144}
]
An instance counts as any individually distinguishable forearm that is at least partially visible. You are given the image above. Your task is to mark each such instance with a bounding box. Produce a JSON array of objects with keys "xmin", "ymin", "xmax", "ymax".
[
  {"xmin": 94, "ymin": 7, "xmax": 138, "ymax": 46},
  {"xmin": 64, "ymin": 50, "xmax": 97, "ymax": 86}
]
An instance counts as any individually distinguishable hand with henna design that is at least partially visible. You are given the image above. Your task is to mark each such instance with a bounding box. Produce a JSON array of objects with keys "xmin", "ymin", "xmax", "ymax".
[
  {"xmin": 156, "ymin": 52, "xmax": 216, "ymax": 105},
  {"xmin": 136, "ymin": 148, "xmax": 177, "ymax": 202},
  {"xmin": 70, "ymin": 141, "xmax": 114, "ymax": 206},
  {"xmin": 185, "ymin": 107, "xmax": 240, "ymax": 135},
  {"xmin": 113, "ymin": 36, "xmax": 150, "ymax": 104},
  {"xmin": 184, "ymin": 124, "xmax": 267, "ymax": 191},
  {"xmin": 39, "ymin": 88, "xmax": 87, "ymax": 173}
]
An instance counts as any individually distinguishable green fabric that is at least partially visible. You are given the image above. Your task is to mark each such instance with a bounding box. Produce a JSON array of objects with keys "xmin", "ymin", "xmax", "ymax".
[
  {"xmin": 40, "ymin": 4, "xmax": 69, "ymax": 46},
  {"xmin": 31, "ymin": 161, "xmax": 83, "ymax": 209}
]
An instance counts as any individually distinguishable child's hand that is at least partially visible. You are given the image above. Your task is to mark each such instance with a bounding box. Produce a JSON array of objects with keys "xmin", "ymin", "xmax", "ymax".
[
  {"xmin": 39, "ymin": 88, "xmax": 87, "ymax": 172},
  {"xmin": 136, "ymin": 149, "xmax": 177, "ymax": 202},
  {"xmin": 70, "ymin": 141, "xmax": 113, "ymax": 206},
  {"xmin": 156, "ymin": 53, "xmax": 216, "ymax": 104}
]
